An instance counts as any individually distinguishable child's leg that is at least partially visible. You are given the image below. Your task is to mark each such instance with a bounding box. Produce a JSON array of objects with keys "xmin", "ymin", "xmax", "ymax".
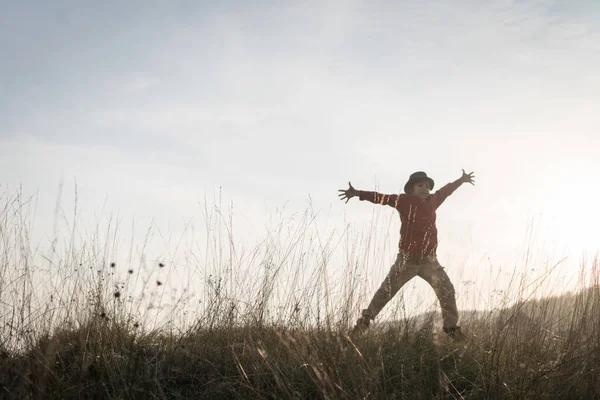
[
  {"xmin": 418, "ymin": 257, "xmax": 459, "ymax": 329},
  {"xmin": 360, "ymin": 251, "xmax": 418, "ymax": 322}
]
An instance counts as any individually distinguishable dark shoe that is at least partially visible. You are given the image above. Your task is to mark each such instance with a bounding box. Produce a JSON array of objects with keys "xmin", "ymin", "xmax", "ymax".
[
  {"xmin": 351, "ymin": 316, "xmax": 371, "ymax": 337},
  {"xmin": 443, "ymin": 326, "xmax": 465, "ymax": 342}
]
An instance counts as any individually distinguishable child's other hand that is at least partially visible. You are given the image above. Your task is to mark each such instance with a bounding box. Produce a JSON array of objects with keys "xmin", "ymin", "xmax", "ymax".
[
  {"xmin": 338, "ymin": 182, "xmax": 359, "ymax": 203},
  {"xmin": 460, "ymin": 169, "xmax": 475, "ymax": 185}
]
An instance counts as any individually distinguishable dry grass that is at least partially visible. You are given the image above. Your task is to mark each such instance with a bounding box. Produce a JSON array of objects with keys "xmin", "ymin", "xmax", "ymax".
[{"xmin": 1, "ymin": 187, "xmax": 599, "ymax": 399}]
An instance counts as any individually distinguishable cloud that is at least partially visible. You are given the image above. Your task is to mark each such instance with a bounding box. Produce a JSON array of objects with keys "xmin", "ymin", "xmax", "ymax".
[{"xmin": 124, "ymin": 75, "xmax": 160, "ymax": 92}]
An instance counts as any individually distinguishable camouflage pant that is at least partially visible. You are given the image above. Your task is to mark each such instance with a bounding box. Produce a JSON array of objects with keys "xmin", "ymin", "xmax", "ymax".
[{"xmin": 361, "ymin": 251, "xmax": 459, "ymax": 329}]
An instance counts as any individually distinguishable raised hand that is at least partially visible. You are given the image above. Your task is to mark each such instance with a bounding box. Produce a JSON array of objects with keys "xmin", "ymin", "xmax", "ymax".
[
  {"xmin": 460, "ymin": 169, "xmax": 475, "ymax": 185},
  {"xmin": 338, "ymin": 181, "xmax": 359, "ymax": 203}
]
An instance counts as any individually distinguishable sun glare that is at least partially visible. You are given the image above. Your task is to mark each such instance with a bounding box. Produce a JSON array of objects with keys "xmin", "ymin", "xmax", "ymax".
[{"xmin": 534, "ymin": 166, "xmax": 600, "ymax": 256}]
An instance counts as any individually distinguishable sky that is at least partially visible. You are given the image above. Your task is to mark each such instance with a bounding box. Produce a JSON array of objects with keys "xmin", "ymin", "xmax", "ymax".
[{"xmin": 2, "ymin": 0, "xmax": 600, "ymax": 325}]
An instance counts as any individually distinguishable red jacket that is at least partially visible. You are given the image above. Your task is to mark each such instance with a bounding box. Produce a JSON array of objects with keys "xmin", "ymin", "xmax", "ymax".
[{"xmin": 358, "ymin": 179, "xmax": 463, "ymax": 258}]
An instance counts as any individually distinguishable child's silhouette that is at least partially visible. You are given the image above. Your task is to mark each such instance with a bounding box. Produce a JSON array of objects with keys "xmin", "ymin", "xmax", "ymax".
[{"xmin": 339, "ymin": 170, "xmax": 475, "ymax": 340}]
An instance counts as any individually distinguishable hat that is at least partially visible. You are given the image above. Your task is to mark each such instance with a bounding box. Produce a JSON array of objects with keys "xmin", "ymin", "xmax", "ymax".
[{"xmin": 404, "ymin": 171, "xmax": 435, "ymax": 194}]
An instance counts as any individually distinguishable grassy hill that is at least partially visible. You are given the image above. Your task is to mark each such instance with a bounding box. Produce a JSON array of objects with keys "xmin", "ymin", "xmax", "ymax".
[
  {"xmin": 1, "ymin": 190, "xmax": 599, "ymax": 398},
  {"xmin": 1, "ymin": 285, "xmax": 599, "ymax": 399}
]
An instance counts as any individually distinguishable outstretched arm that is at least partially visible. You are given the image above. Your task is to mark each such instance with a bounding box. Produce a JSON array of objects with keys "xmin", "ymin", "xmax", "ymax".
[
  {"xmin": 431, "ymin": 169, "xmax": 475, "ymax": 208},
  {"xmin": 338, "ymin": 182, "xmax": 400, "ymax": 208}
]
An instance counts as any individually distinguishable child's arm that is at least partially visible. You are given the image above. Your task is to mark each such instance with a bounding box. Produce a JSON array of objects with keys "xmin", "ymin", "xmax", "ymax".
[
  {"xmin": 338, "ymin": 182, "xmax": 402, "ymax": 208},
  {"xmin": 357, "ymin": 190, "xmax": 401, "ymax": 208},
  {"xmin": 431, "ymin": 170, "xmax": 475, "ymax": 208}
]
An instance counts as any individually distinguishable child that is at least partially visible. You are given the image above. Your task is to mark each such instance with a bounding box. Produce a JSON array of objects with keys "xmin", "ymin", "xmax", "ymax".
[{"xmin": 338, "ymin": 170, "xmax": 475, "ymax": 339}]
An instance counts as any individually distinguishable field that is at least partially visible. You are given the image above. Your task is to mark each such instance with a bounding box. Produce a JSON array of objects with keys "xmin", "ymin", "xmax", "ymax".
[{"xmin": 1, "ymin": 189, "xmax": 599, "ymax": 399}]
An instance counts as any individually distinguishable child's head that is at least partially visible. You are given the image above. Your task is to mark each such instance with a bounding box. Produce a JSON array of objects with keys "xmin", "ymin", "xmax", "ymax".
[
  {"xmin": 408, "ymin": 180, "xmax": 431, "ymax": 199},
  {"xmin": 403, "ymin": 171, "xmax": 435, "ymax": 198}
]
